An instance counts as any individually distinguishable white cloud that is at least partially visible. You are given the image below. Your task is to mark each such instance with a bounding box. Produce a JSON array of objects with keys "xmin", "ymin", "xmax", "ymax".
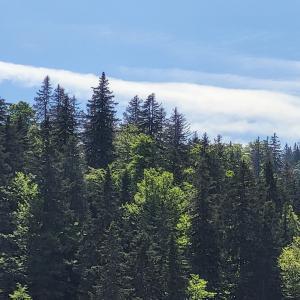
[
  {"xmin": 1, "ymin": 60, "xmax": 300, "ymax": 143},
  {"xmin": 119, "ymin": 66, "xmax": 300, "ymax": 94}
]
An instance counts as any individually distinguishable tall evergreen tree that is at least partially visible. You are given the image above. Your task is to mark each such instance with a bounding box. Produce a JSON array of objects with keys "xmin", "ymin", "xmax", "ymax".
[
  {"xmin": 140, "ymin": 93, "xmax": 165, "ymax": 138},
  {"xmin": 123, "ymin": 95, "xmax": 143, "ymax": 128},
  {"xmin": 34, "ymin": 76, "xmax": 52, "ymax": 123},
  {"xmin": 85, "ymin": 72, "xmax": 117, "ymax": 169},
  {"xmin": 28, "ymin": 78, "xmax": 79, "ymax": 299},
  {"xmin": 250, "ymin": 137, "xmax": 262, "ymax": 179},
  {"xmin": 270, "ymin": 133, "xmax": 282, "ymax": 173},
  {"xmin": 190, "ymin": 133, "xmax": 220, "ymax": 291},
  {"xmin": 165, "ymin": 107, "xmax": 190, "ymax": 182},
  {"xmin": 52, "ymin": 86, "xmax": 86, "ymax": 218}
]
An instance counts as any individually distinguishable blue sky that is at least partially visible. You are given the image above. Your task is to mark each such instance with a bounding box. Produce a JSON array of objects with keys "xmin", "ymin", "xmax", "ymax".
[{"xmin": 1, "ymin": 0, "xmax": 300, "ymax": 142}]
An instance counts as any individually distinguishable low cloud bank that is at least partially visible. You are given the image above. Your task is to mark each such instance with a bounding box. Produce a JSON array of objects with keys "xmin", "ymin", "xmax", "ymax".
[{"xmin": 1, "ymin": 60, "xmax": 300, "ymax": 143}]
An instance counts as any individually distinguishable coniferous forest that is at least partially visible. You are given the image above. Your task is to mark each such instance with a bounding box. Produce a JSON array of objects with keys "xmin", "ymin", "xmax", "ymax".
[{"xmin": 0, "ymin": 73, "xmax": 300, "ymax": 300}]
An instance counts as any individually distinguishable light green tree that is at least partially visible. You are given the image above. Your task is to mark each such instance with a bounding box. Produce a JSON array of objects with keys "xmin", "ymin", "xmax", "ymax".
[
  {"xmin": 9, "ymin": 283, "xmax": 32, "ymax": 300},
  {"xmin": 278, "ymin": 236, "xmax": 300, "ymax": 299},
  {"xmin": 186, "ymin": 274, "xmax": 216, "ymax": 300},
  {"xmin": 124, "ymin": 168, "xmax": 192, "ymax": 299}
]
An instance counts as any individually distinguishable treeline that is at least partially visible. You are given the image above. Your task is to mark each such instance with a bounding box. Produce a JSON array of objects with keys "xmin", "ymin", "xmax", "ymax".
[{"xmin": 0, "ymin": 73, "xmax": 299, "ymax": 300}]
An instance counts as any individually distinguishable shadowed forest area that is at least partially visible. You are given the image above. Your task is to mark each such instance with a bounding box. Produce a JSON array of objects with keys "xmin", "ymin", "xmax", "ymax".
[{"xmin": 0, "ymin": 73, "xmax": 299, "ymax": 299}]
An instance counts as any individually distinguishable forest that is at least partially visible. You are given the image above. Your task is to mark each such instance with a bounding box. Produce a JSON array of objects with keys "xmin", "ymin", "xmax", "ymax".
[{"xmin": 0, "ymin": 72, "xmax": 299, "ymax": 300}]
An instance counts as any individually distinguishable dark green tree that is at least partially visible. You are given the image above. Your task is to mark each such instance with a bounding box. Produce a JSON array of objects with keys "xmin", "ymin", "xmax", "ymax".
[
  {"xmin": 0, "ymin": 97, "xmax": 10, "ymax": 186},
  {"xmin": 85, "ymin": 72, "xmax": 117, "ymax": 169},
  {"xmin": 123, "ymin": 95, "xmax": 143, "ymax": 129},
  {"xmin": 190, "ymin": 133, "xmax": 220, "ymax": 291},
  {"xmin": 140, "ymin": 93, "xmax": 165, "ymax": 138},
  {"xmin": 165, "ymin": 107, "xmax": 190, "ymax": 182}
]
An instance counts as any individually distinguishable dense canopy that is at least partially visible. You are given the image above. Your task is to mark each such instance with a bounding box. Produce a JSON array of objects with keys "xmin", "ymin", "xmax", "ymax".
[{"xmin": 0, "ymin": 74, "xmax": 299, "ymax": 299}]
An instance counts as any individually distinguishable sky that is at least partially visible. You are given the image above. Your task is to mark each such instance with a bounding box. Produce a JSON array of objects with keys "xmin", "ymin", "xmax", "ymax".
[{"xmin": 1, "ymin": 0, "xmax": 300, "ymax": 143}]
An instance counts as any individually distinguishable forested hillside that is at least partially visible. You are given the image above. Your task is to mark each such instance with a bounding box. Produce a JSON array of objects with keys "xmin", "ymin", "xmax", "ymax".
[{"xmin": 0, "ymin": 73, "xmax": 299, "ymax": 300}]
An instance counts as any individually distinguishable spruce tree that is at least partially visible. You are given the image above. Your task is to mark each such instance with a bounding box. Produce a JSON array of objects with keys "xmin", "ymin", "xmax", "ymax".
[
  {"xmin": 229, "ymin": 161, "xmax": 262, "ymax": 299},
  {"xmin": 165, "ymin": 107, "xmax": 190, "ymax": 182},
  {"xmin": 140, "ymin": 93, "xmax": 165, "ymax": 138},
  {"xmin": 85, "ymin": 72, "xmax": 117, "ymax": 169},
  {"xmin": 190, "ymin": 133, "xmax": 220, "ymax": 291},
  {"xmin": 34, "ymin": 76, "xmax": 52, "ymax": 123},
  {"xmin": 123, "ymin": 95, "xmax": 143, "ymax": 129},
  {"xmin": 270, "ymin": 133, "xmax": 282, "ymax": 173},
  {"xmin": 28, "ymin": 78, "xmax": 79, "ymax": 299},
  {"xmin": 52, "ymin": 86, "xmax": 86, "ymax": 218}
]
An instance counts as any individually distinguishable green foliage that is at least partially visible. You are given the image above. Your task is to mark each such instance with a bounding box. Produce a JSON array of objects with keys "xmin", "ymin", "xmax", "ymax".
[
  {"xmin": 9, "ymin": 284, "xmax": 32, "ymax": 300},
  {"xmin": 124, "ymin": 168, "xmax": 191, "ymax": 299},
  {"xmin": 85, "ymin": 72, "xmax": 117, "ymax": 168},
  {"xmin": 186, "ymin": 274, "xmax": 216, "ymax": 300},
  {"xmin": 3, "ymin": 80, "xmax": 300, "ymax": 300},
  {"xmin": 278, "ymin": 237, "xmax": 300, "ymax": 299},
  {"xmin": 127, "ymin": 133, "xmax": 160, "ymax": 184},
  {"xmin": 0, "ymin": 172, "xmax": 38, "ymax": 298},
  {"xmin": 9, "ymin": 101, "xmax": 35, "ymax": 127},
  {"xmin": 225, "ymin": 169, "xmax": 234, "ymax": 178}
]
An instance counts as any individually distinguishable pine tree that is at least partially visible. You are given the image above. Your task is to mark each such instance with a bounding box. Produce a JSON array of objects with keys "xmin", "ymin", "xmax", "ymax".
[{"xmin": 85, "ymin": 72, "xmax": 117, "ymax": 169}]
